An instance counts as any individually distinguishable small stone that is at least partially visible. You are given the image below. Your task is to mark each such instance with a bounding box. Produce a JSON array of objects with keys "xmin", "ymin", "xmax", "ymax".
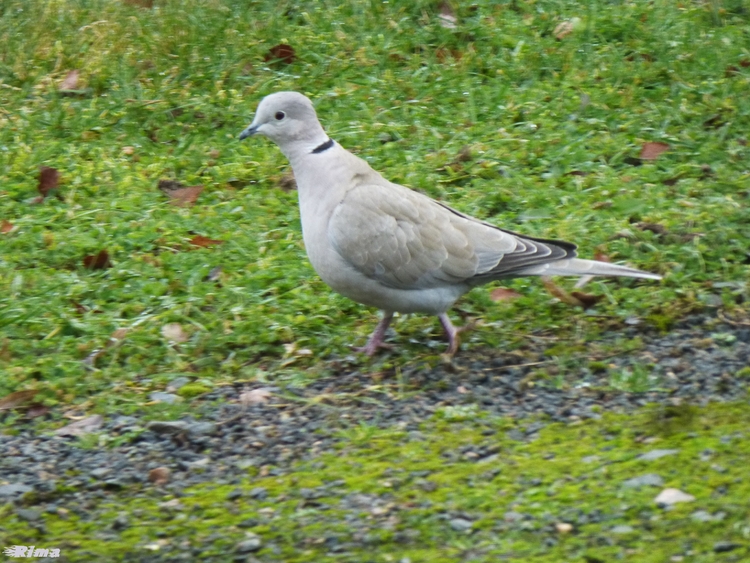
[
  {"xmin": 691, "ymin": 510, "xmax": 725, "ymax": 523},
  {"xmin": 112, "ymin": 514, "xmax": 130, "ymax": 531},
  {"xmin": 581, "ymin": 455, "xmax": 600, "ymax": 464},
  {"xmin": 503, "ymin": 511, "xmax": 525, "ymax": 522},
  {"xmin": 90, "ymin": 468, "xmax": 110, "ymax": 479},
  {"xmin": 146, "ymin": 421, "xmax": 189, "ymax": 435},
  {"xmin": 227, "ymin": 489, "xmax": 243, "ymax": 501},
  {"xmin": 238, "ymin": 518, "xmax": 259, "ymax": 528},
  {"xmin": 0, "ymin": 483, "xmax": 32, "ymax": 497},
  {"xmin": 148, "ymin": 392, "xmax": 181, "ymax": 404},
  {"xmin": 611, "ymin": 525, "xmax": 635, "ymax": 534},
  {"xmin": 187, "ymin": 422, "xmax": 217, "ymax": 436},
  {"xmin": 623, "ymin": 473, "xmax": 664, "ymax": 489},
  {"xmin": 713, "ymin": 541, "xmax": 741, "ymax": 553},
  {"xmin": 249, "ymin": 487, "xmax": 268, "ymax": 500},
  {"xmin": 15, "ymin": 508, "xmax": 41, "ymax": 521},
  {"xmin": 149, "ymin": 467, "xmax": 171, "ymax": 485},
  {"xmin": 637, "ymin": 449, "xmax": 680, "ymax": 461},
  {"xmin": 555, "ymin": 522, "xmax": 573, "ymax": 534},
  {"xmin": 655, "ymin": 488, "xmax": 695, "ymax": 506},
  {"xmin": 236, "ymin": 536, "xmax": 262, "ymax": 553},
  {"xmin": 449, "ymin": 518, "xmax": 473, "ymax": 531}
]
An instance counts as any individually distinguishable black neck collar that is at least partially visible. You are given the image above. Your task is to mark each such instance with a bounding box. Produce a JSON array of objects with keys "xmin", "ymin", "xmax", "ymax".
[{"xmin": 311, "ymin": 139, "xmax": 334, "ymax": 154}]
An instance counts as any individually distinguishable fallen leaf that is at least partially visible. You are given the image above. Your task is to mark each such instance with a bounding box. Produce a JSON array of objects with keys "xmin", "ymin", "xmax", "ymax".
[
  {"xmin": 265, "ymin": 44, "xmax": 296, "ymax": 65},
  {"xmin": 0, "ymin": 339, "xmax": 10, "ymax": 361},
  {"xmin": 122, "ymin": 146, "xmax": 135, "ymax": 155},
  {"xmin": 636, "ymin": 222, "xmax": 667, "ymax": 235},
  {"xmin": 591, "ymin": 201, "xmax": 612, "ymax": 210},
  {"xmin": 542, "ymin": 277, "xmax": 584, "ymax": 307},
  {"xmin": 83, "ymin": 250, "xmax": 112, "ymax": 270},
  {"xmin": 0, "ymin": 390, "xmax": 38, "ymax": 410},
  {"xmin": 55, "ymin": 414, "xmax": 104, "ymax": 436},
  {"xmin": 490, "ymin": 287, "xmax": 522, "ymax": 302},
  {"xmin": 59, "ymin": 70, "xmax": 80, "ymax": 91},
  {"xmin": 554, "ymin": 20, "xmax": 574, "ymax": 40},
  {"xmin": 161, "ymin": 323, "xmax": 189, "ymax": 343},
  {"xmin": 438, "ymin": 1, "xmax": 458, "ymax": 29},
  {"xmin": 148, "ymin": 467, "xmax": 171, "ymax": 485},
  {"xmin": 124, "ymin": 0, "xmax": 154, "ymax": 7},
  {"xmin": 240, "ymin": 388, "xmax": 272, "ymax": 406},
  {"xmin": 1, "ymin": 220, "xmax": 14, "ymax": 233},
  {"xmin": 189, "ymin": 235, "xmax": 224, "ymax": 248},
  {"xmin": 38, "ymin": 166, "xmax": 60, "ymax": 198},
  {"xmin": 570, "ymin": 291, "xmax": 604, "ymax": 308},
  {"xmin": 640, "ymin": 142, "xmax": 670, "ymax": 160},
  {"xmin": 25, "ymin": 404, "xmax": 50, "ymax": 419},
  {"xmin": 435, "ymin": 47, "xmax": 462, "ymax": 62},
  {"xmin": 158, "ymin": 179, "xmax": 203, "ymax": 207}
]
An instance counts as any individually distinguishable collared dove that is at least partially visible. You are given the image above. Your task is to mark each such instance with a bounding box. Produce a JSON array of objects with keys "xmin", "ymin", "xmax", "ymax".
[{"xmin": 240, "ymin": 92, "xmax": 661, "ymax": 355}]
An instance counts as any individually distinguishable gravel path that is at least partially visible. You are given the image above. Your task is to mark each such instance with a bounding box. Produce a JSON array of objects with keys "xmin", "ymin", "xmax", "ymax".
[{"xmin": 1, "ymin": 312, "xmax": 749, "ymax": 561}]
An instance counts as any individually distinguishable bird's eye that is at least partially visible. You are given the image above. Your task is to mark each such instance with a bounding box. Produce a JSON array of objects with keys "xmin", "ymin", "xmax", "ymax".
[{"xmin": 275, "ymin": 111, "xmax": 286, "ymax": 121}]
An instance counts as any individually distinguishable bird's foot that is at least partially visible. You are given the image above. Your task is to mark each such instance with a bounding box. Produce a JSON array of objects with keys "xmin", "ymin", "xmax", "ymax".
[
  {"xmin": 355, "ymin": 311, "xmax": 395, "ymax": 357},
  {"xmin": 439, "ymin": 313, "xmax": 475, "ymax": 357}
]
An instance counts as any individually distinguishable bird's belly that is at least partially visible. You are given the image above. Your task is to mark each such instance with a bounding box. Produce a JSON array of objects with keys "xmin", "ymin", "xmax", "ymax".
[{"xmin": 306, "ymin": 245, "xmax": 466, "ymax": 314}]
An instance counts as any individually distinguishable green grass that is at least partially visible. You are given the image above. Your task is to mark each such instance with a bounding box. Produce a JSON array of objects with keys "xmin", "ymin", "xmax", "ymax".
[
  {"xmin": 4, "ymin": 403, "xmax": 750, "ymax": 562},
  {"xmin": 2, "ymin": 0, "xmax": 749, "ymax": 409}
]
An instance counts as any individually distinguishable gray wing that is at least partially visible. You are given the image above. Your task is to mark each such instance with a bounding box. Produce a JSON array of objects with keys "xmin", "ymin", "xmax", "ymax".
[{"xmin": 328, "ymin": 183, "xmax": 576, "ymax": 290}]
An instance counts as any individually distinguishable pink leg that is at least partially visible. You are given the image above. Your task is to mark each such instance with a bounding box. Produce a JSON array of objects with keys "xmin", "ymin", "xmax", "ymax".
[
  {"xmin": 439, "ymin": 313, "xmax": 462, "ymax": 356},
  {"xmin": 356, "ymin": 311, "xmax": 395, "ymax": 356}
]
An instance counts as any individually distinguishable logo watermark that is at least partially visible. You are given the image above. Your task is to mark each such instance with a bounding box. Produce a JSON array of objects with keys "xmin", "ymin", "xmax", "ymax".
[{"xmin": 3, "ymin": 546, "xmax": 60, "ymax": 558}]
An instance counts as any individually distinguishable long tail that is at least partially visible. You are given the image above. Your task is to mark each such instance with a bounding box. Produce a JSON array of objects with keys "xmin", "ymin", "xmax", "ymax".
[{"xmin": 517, "ymin": 258, "xmax": 661, "ymax": 280}]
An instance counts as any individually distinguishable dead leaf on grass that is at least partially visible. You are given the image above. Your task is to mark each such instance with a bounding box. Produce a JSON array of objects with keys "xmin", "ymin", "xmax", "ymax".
[
  {"xmin": 59, "ymin": 70, "xmax": 80, "ymax": 91},
  {"xmin": 158, "ymin": 180, "xmax": 203, "ymax": 207},
  {"xmin": 553, "ymin": 20, "xmax": 574, "ymax": 40},
  {"xmin": 640, "ymin": 142, "xmax": 670, "ymax": 160},
  {"xmin": 1, "ymin": 220, "xmax": 14, "ymax": 233},
  {"xmin": 636, "ymin": 222, "xmax": 668, "ymax": 235},
  {"xmin": 265, "ymin": 44, "xmax": 296, "ymax": 65},
  {"xmin": 542, "ymin": 277, "xmax": 584, "ymax": 307},
  {"xmin": 25, "ymin": 404, "xmax": 50, "ymax": 419},
  {"xmin": 161, "ymin": 323, "xmax": 189, "ymax": 343},
  {"xmin": 189, "ymin": 235, "xmax": 224, "ymax": 248},
  {"xmin": 55, "ymin": 414, "xmax": 104, "ymax": 436},
  {"xmin": 275, "ymin": 171, "xmax": 297, "ymax": 192},
  {"xmin": 83, "ymin": 249, "xmax": 112, "ymax": 270},
  {"xmin": 489, "ymin": 287, "xmax": 522, "ymax": 302},
  {"xmin": 0, "ymin": 390, "xmax": 38, "ymax": 410},
  {"xmin": 37, "ymin": 166, "xmax": 60, "ymax": 200},
  {"xmin": 438, "ymin": 1, "xmax": 458, "ymax": 29}
]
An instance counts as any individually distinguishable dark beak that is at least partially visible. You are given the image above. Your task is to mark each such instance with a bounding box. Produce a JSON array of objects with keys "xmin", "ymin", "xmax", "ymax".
[{"xmin": 239, "ymin": 125, "xmax": 258, "ymax": 140}]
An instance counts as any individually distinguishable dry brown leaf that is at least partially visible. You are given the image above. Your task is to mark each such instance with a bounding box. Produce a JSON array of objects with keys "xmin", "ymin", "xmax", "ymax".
[
  {"xmin": 541, "ymin": 277, "xmax": 584, "ymax": 307},
  {"xmin": 38, "ymin": 166, "xmax": 60, "ymax": 198},
  {"xmin": 554, "ymin": 21, "xmax": 574, "ymax": 40},
  {"xmin": 168, "ymin": 186, "xmax": 203, "ymax": 207},
  {"xmin": 636, "ymin": 222, "xmax": 668, "ymax": 235},
  {"xmin": 25, "ymin": 404, "xmax": 50, "ymax": 419},
  {"xmin": 59, "ymin": 70, "xmax": 80, "ymax": 91},
  {"xmin": 265, "ymin": 44, "xmax": 296, "ymax": 65},
  {"xmin": 0, "ymin": 339, "xmax": 10, "ymax": 361},
  {"xmin": 122, "ymin": 146, "xmax": 135, "ymax": 155},
  {"xmin": 189, "ymin": 235, "xmax": 224, "ymax": 248},
  {"xmin": 83, "ymin": 249, "xmax": 112, "ymax": 270},
  {"xmin": 570, "ymin": 291, "xmax": 604, "ymax": 309},
  {"xmin": 54, "ymin": 414, "xmax": 104, "ymax": 436},
  {"xmin": 240, "ymin": 388, "xmax": 272, "ymax": 406},
  {"xmin": 640, "ymin": 142, "xmax": 670, "ymax": 160},
  {"xmin": 124, "ymin": 0, "xmax": 154, "ymax": 7},
  {"xmin": 161, "ymin": 323, "xmax": 189, "ymax": 343},
  {"xmin": 148, "ymin": 467, "xmax": 171, "ymax": 485},
  {"xmin": 438, "ymin": 2, "xmax": 458, "ymax": 29},
  {"xmin": 489, "ymin": 287, "xmax": 522, "ymax": 302},
  {"xmin": 1, "ymin": 220, "xmax": 14, "ymax": 233},
  {"xmin": 0, "ymin": 390, "xmax": 38, "ymax": 410}
]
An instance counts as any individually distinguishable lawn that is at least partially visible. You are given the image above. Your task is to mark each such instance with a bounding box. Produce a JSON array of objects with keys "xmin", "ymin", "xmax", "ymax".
[{"xmin": 1, "ymin": 0, "xmax": 749, "ymax": 561}]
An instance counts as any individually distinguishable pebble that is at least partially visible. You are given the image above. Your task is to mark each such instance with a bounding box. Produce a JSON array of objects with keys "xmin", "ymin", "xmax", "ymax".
[
  {"xmin": 235, "ymin": 536, "xmax": 262, "ymax": 553},
  {"xmin": 611, "ymin": 525, "xmax": 635, "ymax": 534},
  {"xmin": 713, "ymin": 541, "xmax": 741, "ymax": 553},
  {"xmin": 449, "ymin": 518, "xmax": 473, "ymax": 531},
  {"xmin": 623, "ymin": 474, "xmax": 664, "ymax": 488},
  {"xmin": 637, "ymin": 449, "xmax": 680, "ymax": 461},
  {"xmin": 654, "ymin": 488, "xmax": 695, "ymax": 507}
]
